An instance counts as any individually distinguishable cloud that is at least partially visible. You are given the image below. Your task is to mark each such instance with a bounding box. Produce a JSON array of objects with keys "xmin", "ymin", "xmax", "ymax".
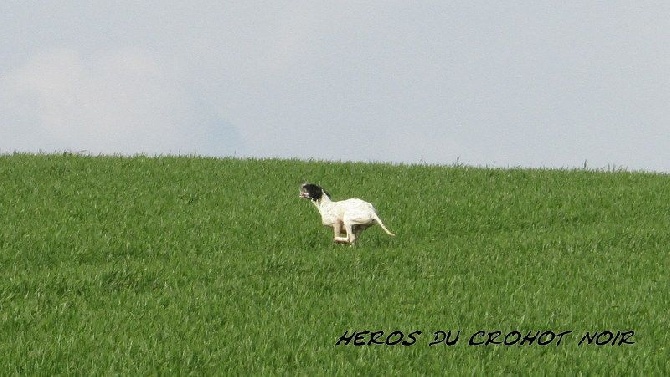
[
  {"xmin": 1, "ymin": 2, "xmax": 668, "ymax": 171},
  {"xmin": 0, "ymin": 48, "xmax": 243, "ymax": 156}
]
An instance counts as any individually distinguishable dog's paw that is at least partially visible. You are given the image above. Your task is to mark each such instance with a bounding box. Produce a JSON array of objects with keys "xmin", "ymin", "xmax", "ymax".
[{"xmin": 333, "ymin": 237, "xmax": 350, "ymax": 245}]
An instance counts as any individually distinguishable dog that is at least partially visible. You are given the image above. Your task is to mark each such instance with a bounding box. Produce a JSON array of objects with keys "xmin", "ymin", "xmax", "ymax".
[{"xmin": 299, "ymin": 183, "xmax": 395, "ymax": 245}]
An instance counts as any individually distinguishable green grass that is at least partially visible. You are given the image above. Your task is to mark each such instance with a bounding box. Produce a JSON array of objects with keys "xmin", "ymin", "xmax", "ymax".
[{"xmin": 0, "ymin": 153, "xmax": 668, "ymax": 374}]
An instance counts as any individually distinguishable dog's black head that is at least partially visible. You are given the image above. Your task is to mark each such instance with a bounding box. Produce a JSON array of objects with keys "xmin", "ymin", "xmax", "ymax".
[{"xmin": 300, "ymin": 183, "xmax": 330, "ymax": 201}]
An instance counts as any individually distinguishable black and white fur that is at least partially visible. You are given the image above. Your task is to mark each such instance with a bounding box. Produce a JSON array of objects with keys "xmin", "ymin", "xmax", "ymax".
[{"xmin": 299, "ymin": 183, "xmax": 395, "ymax": 245}]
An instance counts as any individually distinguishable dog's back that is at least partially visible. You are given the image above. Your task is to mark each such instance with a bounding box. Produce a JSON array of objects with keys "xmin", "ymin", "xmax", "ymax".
[{"xmin": 337, "ymin": 198, "xmax": 378, "ymax": 224}]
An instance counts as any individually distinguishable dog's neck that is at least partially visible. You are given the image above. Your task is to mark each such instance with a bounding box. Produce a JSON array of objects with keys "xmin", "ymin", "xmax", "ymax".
[{"xmin": 312, "ymin": 193, "xmax": 333, "ymax": 209}]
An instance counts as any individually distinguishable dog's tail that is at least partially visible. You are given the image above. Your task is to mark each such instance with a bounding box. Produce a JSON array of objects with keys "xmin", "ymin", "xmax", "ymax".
[{"xmin": 373, "ymin": 213, "xmax": 395, "ymax": 236}]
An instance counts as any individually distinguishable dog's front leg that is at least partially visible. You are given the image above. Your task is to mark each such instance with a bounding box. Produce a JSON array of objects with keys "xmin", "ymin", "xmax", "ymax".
[{"xmin": 332, "ymin": 222, "xmax": 349, "ymax": 244}]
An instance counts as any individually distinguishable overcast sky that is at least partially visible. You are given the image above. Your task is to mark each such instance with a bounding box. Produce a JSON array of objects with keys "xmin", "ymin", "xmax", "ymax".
[{"xmin": 1, "ymin": 2, "xmax": 668, "ymax": 171}]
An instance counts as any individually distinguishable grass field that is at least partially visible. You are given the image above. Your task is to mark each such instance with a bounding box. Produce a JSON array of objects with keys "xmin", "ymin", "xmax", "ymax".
[{"xmin": 0, "ymin": 153, "xmax": 668, "ymax": 374}]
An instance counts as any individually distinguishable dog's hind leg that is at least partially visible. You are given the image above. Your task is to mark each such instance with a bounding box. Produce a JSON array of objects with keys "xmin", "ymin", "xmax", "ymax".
[
  {"xmin": 343, "ymin": 223, "xmax": 357, "ymax": 245},
  {"xmin": 352, "ymin": 224, "xmax": 371, "ymax": 241}
]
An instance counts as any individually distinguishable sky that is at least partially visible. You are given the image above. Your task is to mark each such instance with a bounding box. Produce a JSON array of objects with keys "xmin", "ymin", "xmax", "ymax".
[{"xmin": 1, "ymin": 2, "xmax": 668, "ymax": 171}]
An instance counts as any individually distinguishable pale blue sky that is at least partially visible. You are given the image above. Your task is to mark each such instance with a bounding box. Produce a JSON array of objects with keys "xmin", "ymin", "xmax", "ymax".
[{"xmin": 1, "ymin": 2, "xmax": 668, "ymax": 171}]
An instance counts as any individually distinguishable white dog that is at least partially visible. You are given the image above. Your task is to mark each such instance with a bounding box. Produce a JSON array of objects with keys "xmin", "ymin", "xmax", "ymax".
[{"xmin": 299, "ymin": 183, "xmax": 395, "ymax": 245}]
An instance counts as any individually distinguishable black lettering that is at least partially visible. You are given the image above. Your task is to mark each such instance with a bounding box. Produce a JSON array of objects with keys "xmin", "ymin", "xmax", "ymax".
[
  {"xmin": 368, "ymin": 331, "xmax": 385, "ymax": 345},
  {"xmin": 555, "ymin": 330, "xmax": 572, "ymax": 345},
  {"xmin": 402, "ymin": 330, "xmax": 422, "ymax": 346},
  {"xmin": 444, "ymin": 330, "xmax": 460, "ymax": 346},
  {"xmin": 537, "ymin": 331, "xmax": 555, "ymax": 345},
  {"xmin": 596, "ymin": 331, "xmax": 614, "ymax": 345},
  {"xmin": 579, "ymin": 331, "xmax": 597, "ymax": 346},
  {"xmin": 386, "ymin": 330, "xmax": 404, "ymax": 346},
  {"xmin": 504, "ymin": 331, "xmax": 521, "ymax": 345},
  {"xmin": 486, "ymin": 331, "xmax": 502, "ymax": 345},
  {"xmin": 610, "ymin": 331, "xmax": 621, "ymax": 346},
  {"xmin": 469, "ymin": 330, "xmax": 486, "ymax": 346},
  {"xmin": 429, "ymin": 331, "xmax": 446, "ymax": 346},
  {"xmin": 579, "ymin": 330, "xmax": 636, "ymax": 346},
  {"xmin": 618, "ymin": 330, "xmax": 635, "ymax": 345},
  {"xmin": 354, "ymin": 331, "xmax": 369, "ymax": 346},
  {"xmin": 520, "ymin": 330, "xmax": 540, "ymax": 345},
  {"xmin": 335, "ymin": 330, "xmax": 356, "ymax": 346},
  {"xmin": 429, "ymin": 330, "xmax": 459, "ymax": 346}
]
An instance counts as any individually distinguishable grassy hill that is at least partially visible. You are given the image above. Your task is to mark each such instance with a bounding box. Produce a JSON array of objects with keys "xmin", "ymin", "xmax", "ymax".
[{"xmin": 0, "ymin": 154, "xmax": 668, "ymax": 374}]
